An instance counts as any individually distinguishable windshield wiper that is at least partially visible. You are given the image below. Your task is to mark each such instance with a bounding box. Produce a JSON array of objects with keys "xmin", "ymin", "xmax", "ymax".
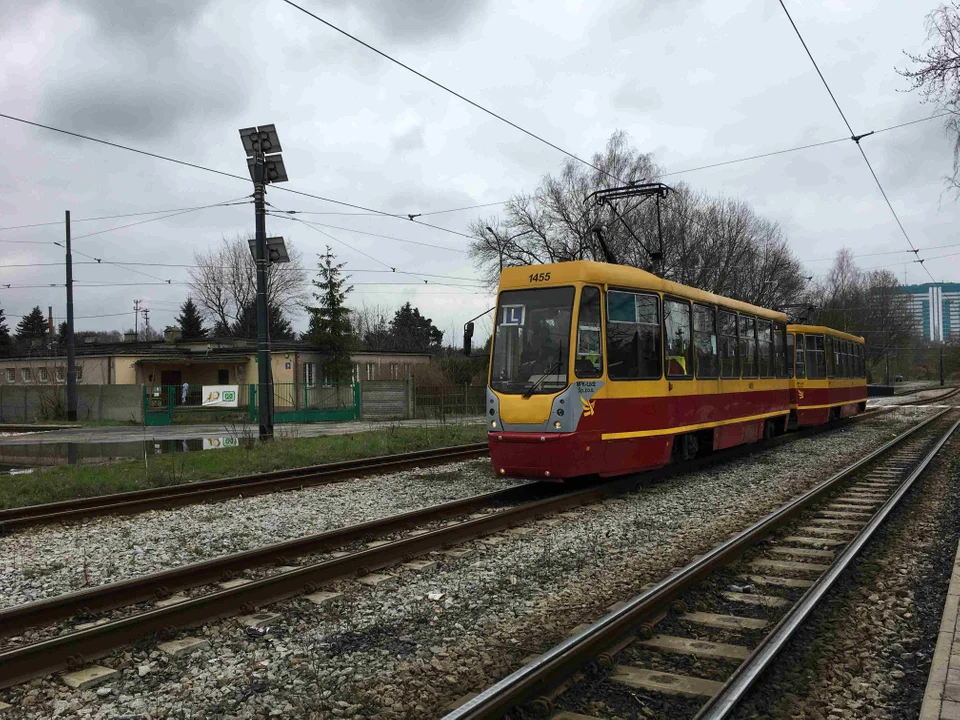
[{"xmin": 522, "ymin": 342, "xmax": 564, "ymax": 399}]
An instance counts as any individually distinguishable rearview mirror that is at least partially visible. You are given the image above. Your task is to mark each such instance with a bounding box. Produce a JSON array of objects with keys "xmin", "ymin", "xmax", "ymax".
[{"xmin": 463, "ymin": 321, "xmax": 475, "ymax": 356}]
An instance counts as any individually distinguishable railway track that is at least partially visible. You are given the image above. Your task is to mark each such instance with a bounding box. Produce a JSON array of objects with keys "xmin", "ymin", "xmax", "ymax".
[
  {"xmin": 887, "ymin": 384, "xmax": 959, "ymax": 406},
  {"xmin": 0, "ymin": 442, "xmax": 490, "ymax": 532},
  {"xmin": 0, "ymin": 408, "xmax": 895, "ymax": 691},
  {"xmin": 444, "ymin": 407, "xmax": 959, "ymax": 720},
  {"xmin": 0, "ymin": 402, "xmax": 905, "ymax": 532}
]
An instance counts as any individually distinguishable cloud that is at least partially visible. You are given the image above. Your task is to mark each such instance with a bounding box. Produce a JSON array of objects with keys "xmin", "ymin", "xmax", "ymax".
[
  {"xmin": 326, "ymin": 0, "xmax": 492, "ymax": 43},
  {"xmin": 391, "ymin": 125, "xmax": 426, "ymax": 154},
  {"xmin": 61, "ymin": 0, "xmax": 216, "ymax": 38},
  {"xmin": 611, "ymin": 83, "xmax": 662, "ymax": 114},
  {"xmin": 36, "ymin": 0, "xmax": 251, "ymax": 142}
]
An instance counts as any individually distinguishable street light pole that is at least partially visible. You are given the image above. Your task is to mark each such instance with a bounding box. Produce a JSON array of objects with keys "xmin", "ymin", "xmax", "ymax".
[
  {"xmin": 940, "ymin": 342, "xmax": 945, "ymax": 386},
  {"xmin": 253, "ymin": 148, "xmax": 273, "ymax": 440},
  {"xmin": 65, "ymin": 211, "xmax": 77, "ymax": 421},
  {"xmin": 239, "ymin": 124, "xmax": 288, "ymax": 441}
]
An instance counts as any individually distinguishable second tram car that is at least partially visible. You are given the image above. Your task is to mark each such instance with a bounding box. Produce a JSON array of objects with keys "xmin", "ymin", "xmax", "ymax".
[
  {"xmin": 487, "ymin": 261, "xmax": 793, "ymax": 479},
  {"xmin": 787, "ymin": 324, "xmax": 867, "ymax": 426}
]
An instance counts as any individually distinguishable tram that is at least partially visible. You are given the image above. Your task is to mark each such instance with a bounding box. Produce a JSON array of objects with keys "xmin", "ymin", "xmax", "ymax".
[
  {"xmin": 485, "ymin": 261, "xmax": 793, "ymax": 480},
  {"xmin": 787, "ymin": 324, "xmax": 867, "ymax": 426}
]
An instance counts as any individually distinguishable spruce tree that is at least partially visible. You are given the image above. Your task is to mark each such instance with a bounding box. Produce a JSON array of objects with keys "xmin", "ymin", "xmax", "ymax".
[
  {"xmin": 230, "ymin": 301, "xmax": 294, "ymax": 341},
  {"xmin": 15, "ymin": 306, "xmax": 48, "ymax": 342},
  {"xmin": 304, "ymin": 247, "xmax": 355, "ymax": 383},
  {"xmin": 388, "ymin": 302, "xmax": 444, "ymax": 352},
  {"xmin": 0, "ymin": 306, "xmax": 10, "ymax": 356},
  {"xmin": 176, "ymin": 298, "xmax": 207, "ymax": 339}
]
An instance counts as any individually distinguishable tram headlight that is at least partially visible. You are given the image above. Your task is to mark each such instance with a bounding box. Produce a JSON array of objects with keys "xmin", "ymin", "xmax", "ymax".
[
  {"xmin": 554, "ymin": 420, "xmax": 562, "ymax": 429},
  {"xmin": 491, "ymin": 420, "xmax": 497, "ymax": 428}
]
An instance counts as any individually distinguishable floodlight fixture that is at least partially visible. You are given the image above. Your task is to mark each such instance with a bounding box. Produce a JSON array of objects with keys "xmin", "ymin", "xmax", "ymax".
[
  {"xmin": 246, "ymin": 154, "xmax": 288, "ymax": 184},
  {"xmin": 238, "ymin": 124, "xmax": 283, "ymax": 158},
  {"xmin": 248, "ymin": 236, "xmax": 290, "ymax": 265}
]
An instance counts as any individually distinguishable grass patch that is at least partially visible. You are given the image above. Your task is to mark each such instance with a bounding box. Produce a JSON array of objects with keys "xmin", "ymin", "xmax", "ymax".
[{"xmin": 0, "ymin": 423, "xmax": 487, "ymax": 510}]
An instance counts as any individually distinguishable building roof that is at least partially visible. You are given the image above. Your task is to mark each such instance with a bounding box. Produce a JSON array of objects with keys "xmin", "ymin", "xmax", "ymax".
[
  {"xmin": 901, "ymin": 283, "xmax": 960, "ymax": 293},
  {"xmin": 0, "ymin": 338, "xmax": 433, "ymax": 363}
]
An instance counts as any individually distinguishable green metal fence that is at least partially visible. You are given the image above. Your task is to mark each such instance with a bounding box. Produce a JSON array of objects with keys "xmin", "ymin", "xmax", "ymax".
[
  {"xmin": 250, "ymin": 382, "xmax": 359, "ymax": 424},
  {"xmin": 143, "ymin": 382, "xmax": 358, "ymax": 426},
  {"xmin": 413, "ymin": 384, "xmax": 486, "ymax": 420}
]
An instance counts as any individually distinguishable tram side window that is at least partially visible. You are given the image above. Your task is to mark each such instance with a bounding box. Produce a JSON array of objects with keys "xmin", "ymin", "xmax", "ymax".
[
  {"xmin": 806, "ymin": 335, "xmax": 826, "ymax": 379},
  {"xmin": 575, "ymin": 286, "xmax": 603, "ymax": 379},
  {"xmin": 774, "ymin": 323, "xmax": 788, "ymax": 377},
  {"xmin": 786, "ymin": 332, "xmax": 795, "ymax": 378},
  {"xmin": 825, "ymin": 336, "xmax": 836, "ymax": 378},
  {"xmin": 795, "ymin": 333, "xmax": 806, "ymax": 379},
  {"xmin": 858, "ymin": 344, "xmax": 865, "ymax": 378},
  {"xmin": 693, "ymin": 304, "xmax": 719, "ymax": 379},
  {"xmin": 842, "ymin": 341, "xmax": 850, "ymax": 378},
  {"xmin": 606, "ymin": 290, "xmax": 661, "ymax": 380},
  {"xmin": 757, "ymin": 320, "xmax": 774, "ymax": 378},
  {"xmin": 739, "ymin": 315, "xmax": 758, "ymax": 378},
  {"xmin": 719, "ymin": 310, "xmax": 739, "ymax": 379},
  {"xmin": 664, "ymin": 298, "xmax": 693, "ymax": 378}
]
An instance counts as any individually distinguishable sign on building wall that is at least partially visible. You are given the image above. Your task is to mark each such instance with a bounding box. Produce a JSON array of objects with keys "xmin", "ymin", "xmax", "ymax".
[{"xmin": 202, "ymin": 385, "xmax": 239, "ymax": 407}]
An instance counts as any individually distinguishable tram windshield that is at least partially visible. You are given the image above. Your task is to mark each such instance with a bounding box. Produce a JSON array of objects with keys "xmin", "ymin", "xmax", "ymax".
[{"xmin": 490, "ymin": 287, "xmax": 575, "ymax": 395}]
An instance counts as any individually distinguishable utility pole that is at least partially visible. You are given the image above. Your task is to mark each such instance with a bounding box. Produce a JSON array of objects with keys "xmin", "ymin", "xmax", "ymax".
[
  {"xmin": 239, "ymin": 124, "xmax": 288, "ymax": 441},
  {"xmin": 142, "ymin": 308, "xmax": 150, "ymax": 339},
  {"xmin": 253, "ymin": 146, "xmax": 273, "ymax": 440},
  {"xmin": 134, "ymin": 299, "xmax": 141, "ymax": 340},
  {"xmin": 940, "ymin": 343, "xmax": 945, "ymax": 386},
  {"xmin": 65, "ymin": 211, "xmax": 77, "ymax": 421}
]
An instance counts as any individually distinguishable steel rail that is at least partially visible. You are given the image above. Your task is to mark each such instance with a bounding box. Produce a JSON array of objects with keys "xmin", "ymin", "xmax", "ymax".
[
  {"xmin": 0, "ymin": 401, "xmax": 894, "ymax": 532},
  {"xmin": 0, "ymin": 442, "xmax": 489, "ymax": 531},
  {"xmin": 889, "ymin": 385, "xmax": 960, "ymax": 405},
  {"xmin": 0, "ymin": 483, "xmax": 544, "ymax": 638},
  {"xmin": 0, "ymin": 478, "xmax": 626, "ymax": 689},
  {"xmin": 695, "ymin": 416, "xmax": 960, "ymax": 719},
  {"xmin": 443, "ymin": 408, "xmax": 954, "ymax": 719},
  {"xmin": 0, "ymin": 410, "xmax": 884, "ymax": 639},
  {"xmin": 0, "ymin": 411, "xmax": 882, "ymax": 689},
  {"xmin": 0, "ymin": 406, "xmax": 901, "ymax": 689}
]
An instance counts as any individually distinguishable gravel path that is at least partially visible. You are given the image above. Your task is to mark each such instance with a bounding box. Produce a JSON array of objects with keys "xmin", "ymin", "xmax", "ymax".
[
  {"xmin": 730, "ymin": 423, "xmax": 960, "ymax": 719},
  {"xmin": 0, "ymin": 408, "xmax": 934, "ymax": 719},
  {"xmin": 0, "ymin": 459, "xmax": 524, "ymax": 608},
  {"xmin": 869, "ymin": 386, "xmax": 957, "ymax": 406}
]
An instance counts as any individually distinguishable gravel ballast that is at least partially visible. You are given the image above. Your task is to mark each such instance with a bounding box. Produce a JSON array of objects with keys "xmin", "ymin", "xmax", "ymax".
[
  {"xmin": 730, "ymin": 424, "xmax": 960, "ymax": 720},
  {"xmin": 0, "ymin": 459, "xmax": 525, "ymax": 608},
  {"xmin": 0, "ymin": 408, "xmax": 935, "ymax": 718}
]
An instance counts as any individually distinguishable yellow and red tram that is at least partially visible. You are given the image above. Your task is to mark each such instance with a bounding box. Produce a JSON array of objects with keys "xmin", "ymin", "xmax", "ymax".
[
  {"xmin": 786, "ymin": 324, "xmax": 867, "ymax": 426},
  {"xmin": 487, "ymin": 261, "xmax": 794, "ymax": 480}
]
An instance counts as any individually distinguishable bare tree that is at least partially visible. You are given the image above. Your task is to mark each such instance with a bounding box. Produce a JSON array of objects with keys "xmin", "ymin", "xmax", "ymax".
[
  {"xmin": 899, "ymin": 2, "xmax": 960, "ymax": 192},
  {"xmin": 351, "ymin": 303, "xmax": 392, "ymax": 350},
  {"xmin": 470, "ymin": 131, "xmax": 807, "ymax": 309},
  {"xmin": 811, "ymin": 250, "xmax": 919, "ymax": 381},
  {"xmin": 188, "ymin": 235, "xmax": 308, "ymax": 332}
]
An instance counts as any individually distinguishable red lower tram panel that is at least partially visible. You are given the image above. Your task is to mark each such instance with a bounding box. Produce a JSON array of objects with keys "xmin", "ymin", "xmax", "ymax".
[
  {"xmin": 491, "ymin": 390, "xmax": 793, "ymax": 480},
  {"xmin": 489, "ymin": 416, "xmax": 781, "ymax": 480},
  {"xmin": 488, "ymin": 431, "xmax": 605, "ymax": 481},
  {"xmin": 793, "ymin": 386, "xmax": 868, "ymax": 427}
]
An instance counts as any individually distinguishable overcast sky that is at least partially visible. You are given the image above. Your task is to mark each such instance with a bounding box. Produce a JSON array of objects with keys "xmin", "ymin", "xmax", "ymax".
[{"xmin": 1, "ymin": 0, "xmax": 956, "ymax": 346}]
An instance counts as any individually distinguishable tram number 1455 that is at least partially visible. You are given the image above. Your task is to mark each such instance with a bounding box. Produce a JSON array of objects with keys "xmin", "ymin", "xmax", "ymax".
[{"xmin": 528, "ymin": 271, "xmax": 551, "ymax": 283}]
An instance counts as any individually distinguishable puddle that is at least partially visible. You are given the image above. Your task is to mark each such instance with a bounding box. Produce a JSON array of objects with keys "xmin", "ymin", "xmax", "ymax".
[{"xmin": 0, "ymin": 435, "xmax": 253, "ymax": 470}]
